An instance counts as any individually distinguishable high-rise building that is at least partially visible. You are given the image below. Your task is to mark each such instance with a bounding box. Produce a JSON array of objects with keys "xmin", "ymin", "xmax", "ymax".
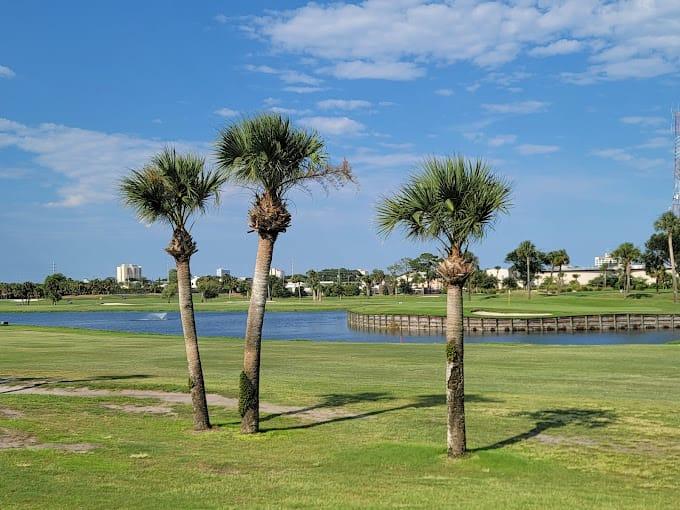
[
  {"xmin": 116, "ymin": 264, "xmax": 142, "ymax": 284},
  {"xmin": 594, "ymin": 252, "xmax": 617, "ymax": 268},
  {"xmin": 269, "ymin": 267, "xmax": 285, "ymax": 280},
  {"xmin": 216, "ymin": 268, "xmax": 231, "ymax": 278}
]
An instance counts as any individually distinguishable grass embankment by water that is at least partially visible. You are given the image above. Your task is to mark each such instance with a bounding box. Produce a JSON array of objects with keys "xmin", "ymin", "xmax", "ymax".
[
  {"xmin": 1, "ymin": 326, "xmax": 679, "ymax": 508},
  {"xmin": 3, "ymin": 290, "xmax": 680, "ymax": 317}
]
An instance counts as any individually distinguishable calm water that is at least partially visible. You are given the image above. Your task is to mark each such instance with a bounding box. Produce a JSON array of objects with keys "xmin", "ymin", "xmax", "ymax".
[{"xmin": 1, "ymin": 311, "xmax": 678, "ymax": 345}]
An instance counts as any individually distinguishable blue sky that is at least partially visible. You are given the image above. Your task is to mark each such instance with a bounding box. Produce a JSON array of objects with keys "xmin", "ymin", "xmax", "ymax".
[{"xmin": 1, "ymin": 0, "xmax": 679, "ymax": 282}]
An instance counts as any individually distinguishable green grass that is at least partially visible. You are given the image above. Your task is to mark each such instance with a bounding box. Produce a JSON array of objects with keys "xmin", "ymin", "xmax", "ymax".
[
  {"xmin": 1, "ymin": 326, "xmax": 679, "ymax": 508},
  {"xmin": 4, "ymin": 289, "xmax": 680, "ymax": 317}
]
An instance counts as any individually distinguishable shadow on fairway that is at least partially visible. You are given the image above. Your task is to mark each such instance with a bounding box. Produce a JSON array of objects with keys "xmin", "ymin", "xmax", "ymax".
[
  {"xmin": 0, "ymin": 374, "xmax": 151, "ymax": 393},
  {"xmin": 262, "ymin": 393, "xmax": 501, "ymax": 431},
  {"xmin": 472, "ymin": 408, "xmax": 616, "ymax": 452}
]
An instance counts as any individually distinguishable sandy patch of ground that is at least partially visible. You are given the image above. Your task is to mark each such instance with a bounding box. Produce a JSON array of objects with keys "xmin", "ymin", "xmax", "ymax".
[
  {"xmin": 472, "ymin": 311, "xmax": 552, "ymax": 317},
  {"xmin": 102, "ymin": 403, "xmax": 175, "ymax": 415},
  {"xmin": 100, "ymin": 302, "xmax": 138, "ymax": 306},
  {"xmin": 0, "ymin": 407, "xmax": 24, "ymax": 419},
  {"xmin": 0, "ymin": 385, "xmax": 354, "ymax": 423},
  {"xmin": 0, "ymin": 428, "xmax": 96, "ymax": 452}
]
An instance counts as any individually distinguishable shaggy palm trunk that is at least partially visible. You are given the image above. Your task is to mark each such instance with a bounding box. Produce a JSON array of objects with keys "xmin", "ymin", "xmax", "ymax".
[
  {"xmin": 446, "ymin": 284, "xmax": 466, "ymax": 457},
  {"xmin": 240, "ymin": 235, "xmax": 276, "ymax": 433},
  {"xmin": 668, "ymin": 234, "xmax": 678, "ymax": 303},
  {"xmin": 176, "ymin": 259, "xmax": 211, "ymax": 431}
]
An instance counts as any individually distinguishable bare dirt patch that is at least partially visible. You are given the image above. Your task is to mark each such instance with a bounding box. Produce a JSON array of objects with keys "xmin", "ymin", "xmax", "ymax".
[
  {"xmin": 534, "ymin": 433, "xmax": 598, "ymax": 447},
  {"xmin": 0, "ymin": 407, "xmax": 24, "ymax": 419},
  {"xmin": 0, "ymin": 428, "xmax": 96, "ymax": 452},
  {"xmin": 102, "ymin": 403, "xmax": 175, "ymax": 415},
  {"xmin": 0, "ymin": 384, "xmax": 356, "ymax": 423}
]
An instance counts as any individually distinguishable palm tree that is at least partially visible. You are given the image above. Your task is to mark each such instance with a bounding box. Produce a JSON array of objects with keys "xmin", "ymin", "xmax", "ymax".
[
  {"xmin": 654, "ymin": 212, "xmax": 679, "ymax": 302},
  {"xmin": 120, "ymin": 147, "xmax": 224, "ymax": 431},
  {"xmin": 215, "ymin": 113, "xmax": 354, "ymax": 434},
  {"xmin": 376, "ymin": 156, "xmax": 511, "ymax": 458},
  {"xmin": 611, "ymin": 242, "xmax": 642, "ymax": 294},
  {"xmin": 551, "ymin": 249, "xmax": 570, "ymax": 294},
  {"xmin": 516, "ymin": 241, "xmax": 538, "ymax": 299}
]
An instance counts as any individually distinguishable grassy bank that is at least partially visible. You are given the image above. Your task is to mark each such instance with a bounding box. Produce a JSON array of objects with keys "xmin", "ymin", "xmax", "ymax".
[
  {"xmin": 1, "ymin": 326, "xmax": 679, "ymax": 508},
  {"xmin": 3, "ymin": 290, "xmax": 680, "ymax": 317}
]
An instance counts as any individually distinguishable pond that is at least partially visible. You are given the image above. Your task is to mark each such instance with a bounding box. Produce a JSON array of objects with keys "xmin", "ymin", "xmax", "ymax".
[{"xmin": 1, "ymin": 311, "xmax": 678, "ymax": 345}]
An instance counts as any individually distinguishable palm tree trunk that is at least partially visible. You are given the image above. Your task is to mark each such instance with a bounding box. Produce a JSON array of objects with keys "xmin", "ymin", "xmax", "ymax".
[
  {"xmin": 176, "ymin": 259, "xmax": 211, "ymax": 431},
  {"xmin": 668, "ymin": 234, "xmax": 678, "ymax": 303},
  {"xmin": 526, "ymin": 256, "xmax": 531, "ymax": 299},
  {"xmin": 446, "ymin": 283, "xmax": 466, "ymax": 457},
  {"xmin": 240, "ymin": 235, "xmax": 276, "ymax": 434}
]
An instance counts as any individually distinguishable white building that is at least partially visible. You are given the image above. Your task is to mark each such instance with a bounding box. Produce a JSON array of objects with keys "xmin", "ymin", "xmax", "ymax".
[
  {"xmin": 216, "ymin": 268, "xmax": 231, "ymax": 278},
  {"xmin": 594, "ymin": 252, "xmax": 618, "ymax": 268},
  {"xmin": 270, "ymin": 267, "xmax": 285, "ymax": 280},
  {"xmin": 116, "ymin": 264, "xmax": 142, "ymax": 284}
]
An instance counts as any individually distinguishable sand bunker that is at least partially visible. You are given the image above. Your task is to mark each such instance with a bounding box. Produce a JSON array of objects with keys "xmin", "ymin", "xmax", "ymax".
[
  {"xmin": 100, "ymin": 303, "xmax": 138, "ymax": 306},
  {"xmin": 472, "ymin": 311, "xmax": 552, "ymax": 317},
  {"xmin": 102, "ymin": 404, "xmax": 175, "ymax": 415}
]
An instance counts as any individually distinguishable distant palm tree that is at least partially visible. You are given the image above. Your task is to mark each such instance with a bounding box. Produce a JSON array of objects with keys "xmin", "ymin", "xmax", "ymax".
[
  {"xmin": 516, "ymin": 241, "xmax": 538, "ymax": 299},
  {"xmin": 120, "ymin": 147, "xmax": 224, "ymax": 430},
  {"xmin": 551, "ymin": 249, "xmax": 570, "ymax": 294},
  {"xmin": 654, "ymin": 212, "xmax": 679, "ymax": 302},
  {"xmin": 611, "ymin": 242, "xmax": 642, "ymax": 294},
  {"xmin": 376, "ymin": 156, "xmax": 511, "ymax": 458},
  {"xmin": 215, "ymin": 113, "xmax": 354, "ymax": 434}
]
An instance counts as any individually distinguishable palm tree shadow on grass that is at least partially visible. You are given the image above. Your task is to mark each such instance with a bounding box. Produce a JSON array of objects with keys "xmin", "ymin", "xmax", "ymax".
[
  {"xmin": 261, "ymin": 393, "xmax": 501, "ymax": 432},
  {"xmin": 472, "ymin": 408, "xmax": 616, "ymax": 452},
  {"xmin": 0, "ymin": 374, "xmax": 151, "ymax": 394}
]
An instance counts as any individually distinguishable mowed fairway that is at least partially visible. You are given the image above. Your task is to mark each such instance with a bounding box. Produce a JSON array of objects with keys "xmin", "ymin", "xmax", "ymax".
[
  {"xmin": 1, "ymin": 326, "xmax": 680, "ymax": 508},
  {"xmin": 4, "ymin": 289, "xmax": 680, "ymax": 317}
]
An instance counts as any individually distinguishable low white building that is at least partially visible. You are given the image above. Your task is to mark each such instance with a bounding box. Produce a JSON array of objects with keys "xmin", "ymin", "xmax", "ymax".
[{"xmin": 216, "ymin": 268, "xmax": 230, "ymax": 278}]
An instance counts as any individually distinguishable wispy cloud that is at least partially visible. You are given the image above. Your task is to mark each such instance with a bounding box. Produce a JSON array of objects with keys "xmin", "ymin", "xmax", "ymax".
[
  {"xmin": 323, "ymin": 61, "xmax": 424, "ymax": 81},
  {"xmin": 592, "ymin": 147, "xmax": 664, "ymax": 171},
  {"xmin": 620, "ymin": 116, "xmax": 667, "ymax": 127},
  {"xmin": 0, "ymin": 117, "xmax": 207, "ymax": 207},
  {"xmin": 214, "ymin": 14, "xmax": 228, "ymax": 24},
  {"xmin": 283, "ymin": 86, "xmax": 323, "ymax": 94},
  {"xmin": 0, "ymin": 65, "xmax": 15, "ymax": 79},
  {"xmin": 434, "ymin": 88, "xmax": 454, "ymax": 96},
  {"xmin": 317, "ymin": 99, "xmax": 372, "ymax": 110},
  {"xmin": 297, "ymin": 116, "xmax": 365, "ymax": 136},
  {"xmin": 517, "ymin": 144, "xmax": 560, "ymax": 155},
  {"xmin": 214, "ymin": 107, "xmax": 239, "ymax": 118},
  {"xmin": 482, "ymin": 101, "xmax": 549, "ymax": 114},
  {"xmin": 245, "ymin": 64, "xmax": 322, "ymax": 86},
  {"xmin": 529, "ymin": 39, "xmax": 582, "ymax": 58},
  {"xmin": 488, "ymin": 134, "xmax": 517, "ymax": 147}
]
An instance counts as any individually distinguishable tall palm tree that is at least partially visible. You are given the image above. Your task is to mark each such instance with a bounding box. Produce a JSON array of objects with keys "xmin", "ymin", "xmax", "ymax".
[
  {"xmin": 654, "ymin": 212, "xmax": 679, "ymax": 302},
  {"xmin": 120, "ymin": 147, "xmax": 224, "ymax": 431},
  {"xmin": 611, "ymin": 242, "xmax": 642, "ymax": 294},
  {"xmin": 516, "ymin": 241, "xmax": 538, "ymax": 299},
  {"xmin": 215, "ymin": 113, "xmax": 354, "ymax": 434},
  {"xmin": 551, "ymin": 249, "xmax": 570, "ymax": 294},
  {"xmin": 376, "ymin": 156, "xmax": 511, "ymax": 458}
]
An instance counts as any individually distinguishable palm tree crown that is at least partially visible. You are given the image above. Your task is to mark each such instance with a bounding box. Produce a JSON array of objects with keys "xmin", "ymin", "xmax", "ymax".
[
  {"xmin": 376, "ymin": 156, "xmax": 511, "ymax": 283},
  {"xmin": 215, "ymin": 113, "xmax": 354, "ymax": 238},
  {"xmin": 120, "ymin": 148, "xmax": 225, "ymax": 259}
]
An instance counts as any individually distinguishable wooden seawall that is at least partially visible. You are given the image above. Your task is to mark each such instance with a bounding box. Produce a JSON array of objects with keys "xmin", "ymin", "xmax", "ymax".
[{"xmin": 346, "ymin": 311, "xmax": 680, "ymax": 335}]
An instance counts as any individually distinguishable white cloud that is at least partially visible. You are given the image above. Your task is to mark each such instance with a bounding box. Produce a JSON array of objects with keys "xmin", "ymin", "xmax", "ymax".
[
  {"xmin": 151, "ymin": 118, "xmax": 162, "ymax": 124},
  {"xmin": 283, "ymin": 86, "xmax": 323, "ymax": 94},
  {"xmin": 0, "ymin": 117, "xmax": 206, "ymax": 207},
  {"xmin": 324, "ymin": 61, "xmax": 425, "ymax": 81},
  {"xmin": 214, "ymin": 14, "xmax": 228, "ymax": 24},
  {"xmin": 349, "ymin": 151, "xmax": 421, "ymax": 169},
  {"xmin": 529, "ymin": 39, "xmax": 582, "ymax": 57},
  {"xmin": 435, "ymin": 88, "xmax": 454, "ymax": 96},
  {"xmin": 214, "ymin": 107, "xmax": 239, "ymax": 118},
  {"xmin": 482, "ymin": 101, "xmax": 549, "ymax": 114},
  {"xmin": 297, "ymin": 116, "xmax": 365, "ymax": 136},
  {"xmin": 592, "ymin": 147, "xmax": 664, "ymax": 170},
  {"xmin": 317, "ymin": 99, "xmax": 372, "ymax": 110},
  {"xmin": 0, "ymin": 65, "xmax": 15, "ymax": 79},
  {"xmin": 517, "ymin": 144, "xmax": 560, "ymax": 155},
  {"xmin": 245, "ymin": 64, "xmax": 322, "ymax": 85},
  {"xmin": 620, "ymin": 116, "xmax": 666, "ymax": 127},
  {"xmin": 267, "ymin": 106, "xmax": 311, "ymax": 116},
  {"xmin": 488, "ymin": 134, "xmax": 517, "ymax": 147},
  {"xmin": 252, "ymin": 1, "xmax": 680, "ymax": 82}
]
